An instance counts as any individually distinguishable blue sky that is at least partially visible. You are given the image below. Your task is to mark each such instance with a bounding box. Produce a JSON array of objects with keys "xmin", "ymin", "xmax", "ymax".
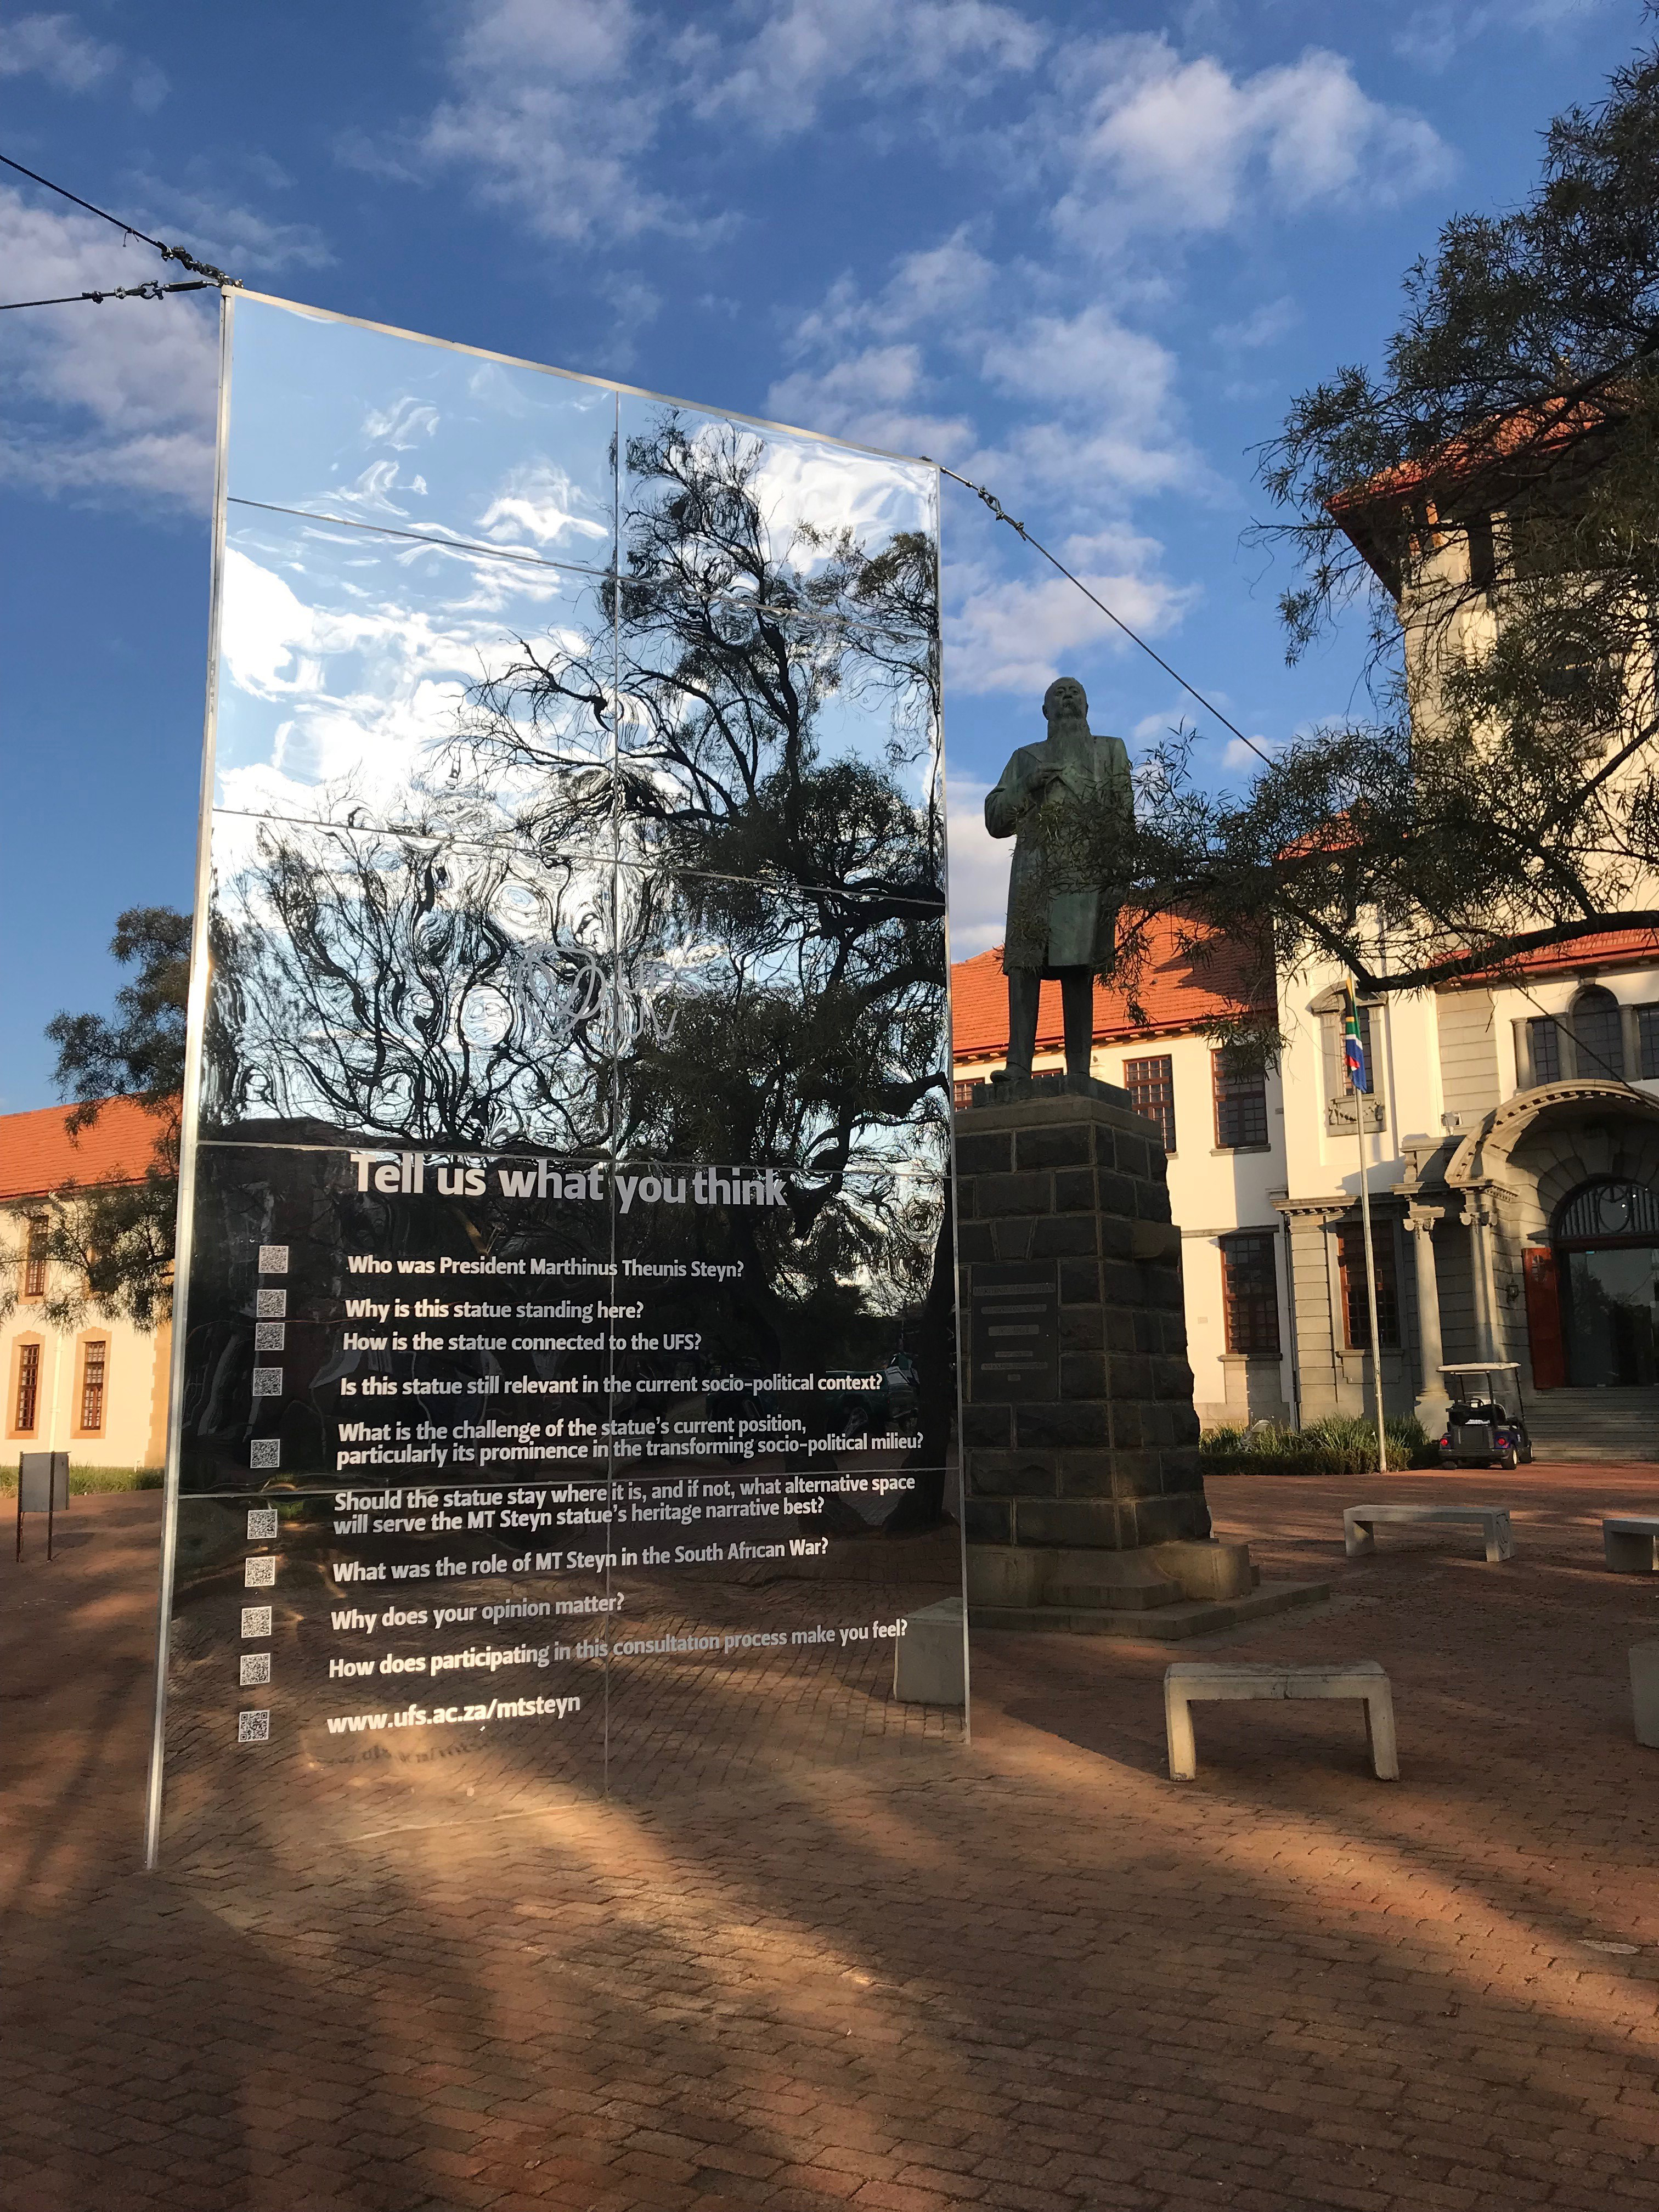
[{"xmin": 0, "ymin": 0, "xmax": 1642, "ymax": 1110}]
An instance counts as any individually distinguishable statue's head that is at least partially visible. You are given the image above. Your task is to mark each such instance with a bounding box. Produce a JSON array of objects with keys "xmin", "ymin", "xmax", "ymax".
[{"xmin": 1042, "ymin": 676, "xmax": 1088, "ymax": 727}]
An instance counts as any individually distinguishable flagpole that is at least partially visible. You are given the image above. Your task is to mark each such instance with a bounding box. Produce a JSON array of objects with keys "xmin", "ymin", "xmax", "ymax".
[{"xmin": 1348, "ymin": 984, "xmax": 1389, "ymax": 1478}]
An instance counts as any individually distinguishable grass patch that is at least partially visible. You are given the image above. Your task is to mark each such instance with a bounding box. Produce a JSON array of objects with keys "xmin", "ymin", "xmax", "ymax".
[
  {"xmin": 1200, "ymin": 1414, "xmax": 1439, "ymax": 1475},
  {"xmin": 0, "ymin": 1463, "xmax": 164, "ymax": 1496}
]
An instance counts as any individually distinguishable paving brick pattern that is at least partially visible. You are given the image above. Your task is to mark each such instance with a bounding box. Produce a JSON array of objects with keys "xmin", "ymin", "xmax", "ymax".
[{"xmin": 5, "ymin": 1468, "xmax": 1659, "ymax": 2210}]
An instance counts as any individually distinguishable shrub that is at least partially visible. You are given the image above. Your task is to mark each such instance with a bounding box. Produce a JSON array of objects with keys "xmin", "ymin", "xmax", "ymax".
[
  {"xmin": 0, "ymin": 1463, "xmax": 164, "ymax": 1496},
  {"xmin": 1200, "ymin": 1415, "xmax": 1437, "ymax": 1475}
]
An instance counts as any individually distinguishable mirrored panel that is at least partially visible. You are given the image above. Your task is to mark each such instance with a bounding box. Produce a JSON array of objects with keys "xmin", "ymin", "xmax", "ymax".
[
  {"xmin": 610, "ymin": 866, "xmax": 949, "ymax": 1178},
  {"xmin": 155, "ymin": 297, "xmax": 960, "ymax": 1860},
  {"xmin": 178, "ymin": 1141, "xmax": 617, "ymax": 1496},
  {"xmin": 609, "ymin": 1162, "xmax": 953, "ymax": 1477},
  {"xmin": 619, "ymin": 391, "xmax": 936, "ymax": 632},
  {"xmin": 600, "ymin": 1156, "xmax": 962, "ymax": 1797},
  {"xmin": 214, "ymin": 507, "xmax": 614, "ymax": 838},
  {"xmin": 228, "ymin": 293, "xmax": 617, "ymax": 570},
  {"xmin": 157, "ymin": 1489, "xmax": 614, "ymax": 1858},
  {"xmin": 201, "ymin": 815, "xmax": 618, "ymax": 1153},
  {"xmin": 614, "ymin": 606, "xmax": 941, "ymax": 898}
]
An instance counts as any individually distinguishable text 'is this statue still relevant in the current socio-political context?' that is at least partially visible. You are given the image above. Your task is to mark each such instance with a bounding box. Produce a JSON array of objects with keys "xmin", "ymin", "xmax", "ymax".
[{"xmin": 144, "ymin": 290, "xmax": 966, "ymax": 1860}]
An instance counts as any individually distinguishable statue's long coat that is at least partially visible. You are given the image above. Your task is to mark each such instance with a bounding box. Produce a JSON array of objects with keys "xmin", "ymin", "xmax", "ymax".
[{"xmin": 984, "ymin": 730, "xmax": 1133, "ymax": 974}]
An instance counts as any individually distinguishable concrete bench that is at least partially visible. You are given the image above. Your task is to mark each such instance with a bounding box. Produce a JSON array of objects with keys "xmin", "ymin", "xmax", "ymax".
[
  {"xmin": 1605, "ymin": 1517, "xmax": 1659, "ymax": 1574},
  {"xmin": 893, "ymin": 1596, "xmax": 966, "ymax": 1707},
  {"xmin": 1164, "ymin": 1661, "xmax": 1398, "ymax": 1782},
  {"xmin": 1344, "ymin": 1502, "xmax": 1514, "ymax": 1564}
]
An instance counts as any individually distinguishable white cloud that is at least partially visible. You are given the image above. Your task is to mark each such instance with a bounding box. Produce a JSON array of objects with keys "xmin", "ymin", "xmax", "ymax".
[
  {"xmin": 1214, "ymin": 295, "xmax": 1299, "ymax": 351},
  {"xmin": 378, "ymin": 0, "xmax": 693, "ymax": 246},
  {"xmin": 948, "ymin": 529, "xmax": 1195, "ymax": 697},
  {"xmin": 690, "ymin": 0, "xmax": 1045, "ymax": 133},
  {"xmin": 766, "ymin": 345, "xmax": 973, "ymax": 460},
  {"xmin": 1395, "ymin": 1, "xmax": 1607, "ymax": 74},
  {"xmin": 379, "ymin": 2, "xmax": 1042, "ymax": 245},
  {"xmin": 1221, "ymin": 733, "xmax": 1279, "ymax": 772},
  {"xmin": 943, "ymin": 774, "xmax": 1008, "ymax": 958},
  {"xmin": 743, "ymin": 28, "xmax": 1444, "ymax": 710},
  {"xmin": 793, "ymin": 232, "xmax": 997, "ymax": 358},
  {"xmin": 0, "ymin": 12, "xmax": 165, "ymax": 106},
  {"xmin": 978, "ymin": 302, "xmax": 1202, "ymax": 501},
  {"xmin": 1054, "ymin": 38, "xmax": 1453, "ymax": 245},
  {"xmin": 1132, "ymin": 701, "xmax": 1188, "ymax": 746},
  {"xmin": 131, "ymin": 179, "xmax": 332, "ymax": 274},
  {"xmin": 0, "ymin": 188, "xmax": 217, "ymax": 507}
]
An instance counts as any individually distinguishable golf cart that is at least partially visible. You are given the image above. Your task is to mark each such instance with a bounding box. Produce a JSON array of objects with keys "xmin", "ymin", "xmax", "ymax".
[{"xmin": 1437, "ymin": 1363, "xmax": 1533, "ymax": 1470}]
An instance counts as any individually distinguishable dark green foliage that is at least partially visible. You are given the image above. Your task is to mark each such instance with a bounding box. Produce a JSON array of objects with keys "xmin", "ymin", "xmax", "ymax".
[
  {"xmin": 1200, "ymin": 1415, "xmax": 1439, "ymax": 1475},
  {"xmin": 22, "ymin": 907, "xmax": 189, "ymax": 1331},
  {"xmin": 1168, "ymin": 34, "xmax": 1659, "ymax": 1008}
]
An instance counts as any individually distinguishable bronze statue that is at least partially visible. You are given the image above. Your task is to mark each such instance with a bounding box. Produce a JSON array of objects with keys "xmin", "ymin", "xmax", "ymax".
[{"xmin": 984, "ymin": 676, "xmax": 1133, "ymax": 1081}]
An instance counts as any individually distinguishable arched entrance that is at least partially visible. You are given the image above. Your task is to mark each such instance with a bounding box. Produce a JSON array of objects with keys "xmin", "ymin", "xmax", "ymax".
[{"xmin": 1553, "ymin": 1178, "xmax": 1659, "ymax": 1386}]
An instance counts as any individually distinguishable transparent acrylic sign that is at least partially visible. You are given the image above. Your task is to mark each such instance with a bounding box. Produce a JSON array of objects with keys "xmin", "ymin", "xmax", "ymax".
[{"xmin": 145, "ymin": 292, "xmax": 961, "ymax": 1862}]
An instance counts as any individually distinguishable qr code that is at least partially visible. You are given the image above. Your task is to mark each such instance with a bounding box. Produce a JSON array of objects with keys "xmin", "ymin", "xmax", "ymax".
[
  {"xmin": 250, "ymin": 1440, "xmax": 280, "ymax": 1471},
  {"xmin": 244, "ymin": 1556, "xmax": 277, "ymax": 1589},
  {"xmin": 239, "ymin": 1651, "xmax": 272, "ymax": 1688},
  {"xmin": 258, "ymin": 1244, "xmax": 289, "ymax": 1275},
  {"xmin": 236, "ymin": 1709, "xmax": 271, "ymax": 1744},
  {"xmin": 240, "ymin": 1606, "xmax": 273, "ymax": 1638},
  {"xmin": 254, "ymin": 1322, "xmax": 286, "ymax": 1351},
  {"xmin": 251, "ymin": 1367, "xmax": 284, "ymax": 1397},
  {"xmin": 246, "ymin": 1506, "xmax": 278, "ymax": 1541},
  {"xmin": 256, "ymin": 1289, "xmax": 287, "ymax": 1318}
]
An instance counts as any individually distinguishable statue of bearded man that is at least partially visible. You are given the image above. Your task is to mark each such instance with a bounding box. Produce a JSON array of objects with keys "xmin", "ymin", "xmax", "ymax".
[{"xmin": 984, "ymin": 675, "xmax": 1133, "ymax": 1081}]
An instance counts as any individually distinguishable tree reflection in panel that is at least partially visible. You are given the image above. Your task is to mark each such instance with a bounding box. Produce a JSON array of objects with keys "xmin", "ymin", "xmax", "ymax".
[
  {"xmin": 202, "ymin": 813, "xmax": 618, "ymax": 1154},
  {"xmin": 150, "ymin": 291, "xmax": 960, "ymax": 1866}
]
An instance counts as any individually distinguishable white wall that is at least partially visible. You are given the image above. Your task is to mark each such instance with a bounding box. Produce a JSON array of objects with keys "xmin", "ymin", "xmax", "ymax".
[{"xmin": 1088, "ymin": 1034, "xmax": 1292, "ymax": 1425}]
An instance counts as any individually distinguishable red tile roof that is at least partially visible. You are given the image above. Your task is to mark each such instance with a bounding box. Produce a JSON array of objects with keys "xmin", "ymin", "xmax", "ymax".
[
  {"xmin": 952, "ymin": 920, "xmax": 1271, "ymax": 1063},
  {"xmin": 1329, "ymin": 393, "xmax": 1614, "ymax": 518},
  {"xmin": 1443, "ymin": 927, "xmax": 1659, "ymax": 989},
  {"xmin": 0, "ymin": 1098, "xmax": 171, "ymax": 1203}
]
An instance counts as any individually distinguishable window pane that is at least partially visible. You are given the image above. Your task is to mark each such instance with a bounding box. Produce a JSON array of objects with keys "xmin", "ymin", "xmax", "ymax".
[
  {"xmin": 1222, "ymin": 1233, "xmax": 1280, "ymax": 1355},
  {"xmin": 80, "ymin": 1341, "xmax": 106, "ymax": 1434},
  {"xmin": 15, "ymin": 1342, "xmax": 40, "ymax": 1432},
  {"xmin": 1339, "ymin": 1226, "xmax": 1401, "ymax": 1350},
  {"xmin": 1573, "ymin": 991, "xmax": 1624, "ymax": 1081},
  {"xmin": 1639, "ymin": 1007, "xmax": 1659, "ymax": 1082},
  {"xmin": 1213, "ymin": 1052, "xmax": 1268, "ymax": 1149},
  {"xmin": 22, "ymin": 1216, "xmax": 47, "ymax": 1301},
  {"xmin": 1123, "ymin": 1054, "xmax": 1176, "ymax": 1153},
  {"xmin": 1528, "ymin": 1016, "xmax": 1561, "ymax": 1086}
]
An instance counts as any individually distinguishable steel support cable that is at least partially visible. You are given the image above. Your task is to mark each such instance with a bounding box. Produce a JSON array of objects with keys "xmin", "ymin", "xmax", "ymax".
[
  {"xmin": 0, "ymin": 149, "xmax": 240, "ymax": 286},
  {"xmin": 923, "ymin": 458, "xmax": 1279, "ymax": 771},
  {"xmin": 0, "ymin": 278, "xmax": 212, "ymax": 312}
]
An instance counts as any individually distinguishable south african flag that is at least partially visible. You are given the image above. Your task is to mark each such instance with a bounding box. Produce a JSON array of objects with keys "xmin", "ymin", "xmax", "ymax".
[{"xmin": 1343, "ymin": 983, "xmax": 1368, "ymax": 1093}]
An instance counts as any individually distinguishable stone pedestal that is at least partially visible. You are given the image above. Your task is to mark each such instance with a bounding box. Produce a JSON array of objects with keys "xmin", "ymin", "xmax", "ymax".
[{"xmin": 956, "ymin": 1073, "xmax": 1328, "ymax": 1637}]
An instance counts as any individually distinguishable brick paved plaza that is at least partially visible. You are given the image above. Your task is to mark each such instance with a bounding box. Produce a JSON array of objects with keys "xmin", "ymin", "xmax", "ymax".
[{"xmin": 5, "ymin": 1468, "xmax": 1659, "ymax": 2211}]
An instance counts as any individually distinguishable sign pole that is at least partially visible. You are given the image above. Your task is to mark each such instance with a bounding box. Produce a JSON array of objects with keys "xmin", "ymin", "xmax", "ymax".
[{"xmin": 1346, "ymin": 984, "xmax": 1389, "ymax": 1477}]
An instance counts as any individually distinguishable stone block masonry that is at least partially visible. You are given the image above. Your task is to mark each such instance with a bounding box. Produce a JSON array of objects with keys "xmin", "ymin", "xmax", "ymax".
[{"xmin": 956, "ymin": 1075, "xmax": 1209, "ymax": 1560}]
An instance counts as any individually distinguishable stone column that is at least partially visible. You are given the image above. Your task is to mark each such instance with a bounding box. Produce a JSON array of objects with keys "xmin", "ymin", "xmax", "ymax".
[
  {"xmin": 1405, "ymin": 1204, "xmax": 1445, "ymax": 1432},
  {"xmin": 1462, "ymin": 1191, "xmax": 1499, "ymax": 1364}
]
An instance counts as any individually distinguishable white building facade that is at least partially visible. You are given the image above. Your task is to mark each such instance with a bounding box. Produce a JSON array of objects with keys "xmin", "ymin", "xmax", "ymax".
[
  {"xmin": 952, "ymin": 933, "xmax": 1659, "ymax": 1456},
  {"xmin": 2, "ymin": 1101, "xmax": 173, "ymax": 1477}
]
